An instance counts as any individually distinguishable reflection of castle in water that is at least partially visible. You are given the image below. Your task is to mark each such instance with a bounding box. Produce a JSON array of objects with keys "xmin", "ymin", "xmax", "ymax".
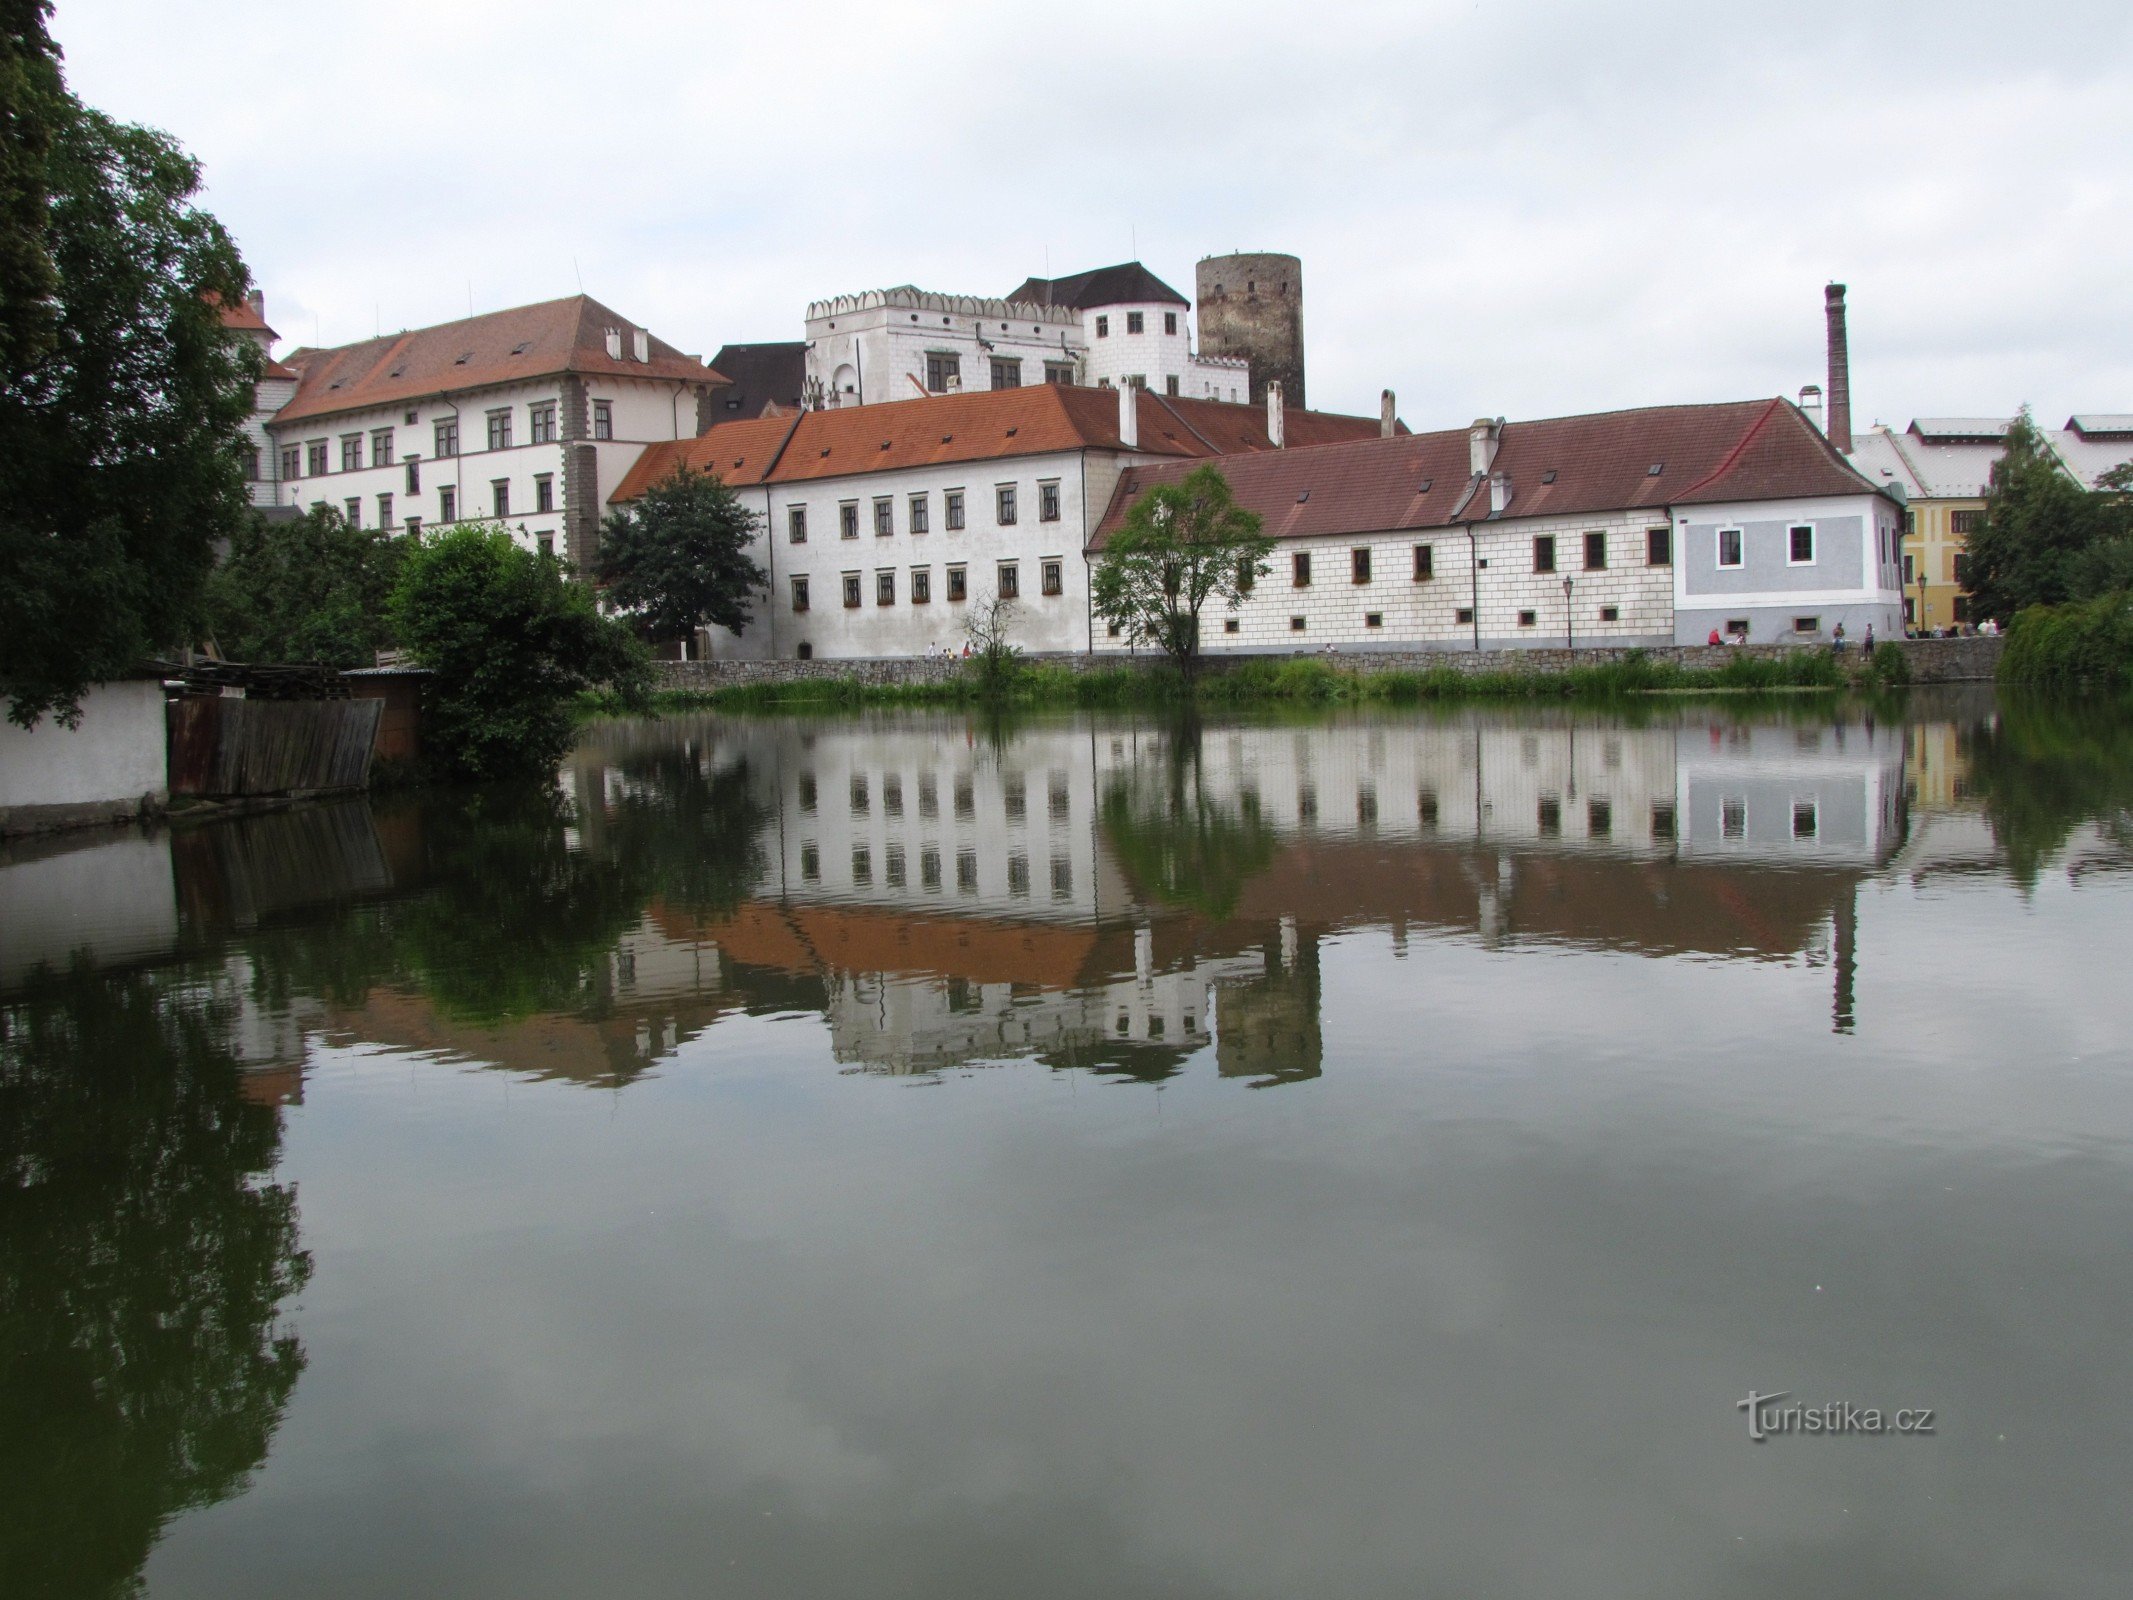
[{"xmin": 569, "ymin": 707, "xmax": 1911, "ymax": 1080}]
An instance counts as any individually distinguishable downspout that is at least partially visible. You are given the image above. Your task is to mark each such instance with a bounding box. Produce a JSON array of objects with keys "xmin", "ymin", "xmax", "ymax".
[
  {"xmin": 764, "ymin": 484, "xmax": 778, "ymax": 660},
  {"xmin": 1467, "ymin": 527, "xmax": 1480, "ymax": 651},
  {"xmin": 1080, "ymin": 450, "xmax": 1093, "ymax": 656}
]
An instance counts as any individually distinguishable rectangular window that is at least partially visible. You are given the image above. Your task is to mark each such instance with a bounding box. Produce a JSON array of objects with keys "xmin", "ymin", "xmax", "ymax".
[
  {"xmin": 1351, "ymin": 547, "xmax": 1371, "ymax": 584},
  {"xmin": 1164, "ymin": 311, "xmax": 1178, "ymax": 335},
  {"xmin": 1413, "ymin": 544, "xmax": 1433, "ymax": 580},
  {"xmin": 840, "ymin": 502, "xmax": 859, "ymax": 539},
  {"xmin": 1044, "ymin": 361, "xmax": 1074, "ymax": 386},
  {"xmin": 947, "ymin": 565, "xmax": 967, "ymax": 601},
  {"xmin": 1041, "ymin": 559, "xmax": 1063, "ymax": 596},
  {"xmin": 1165, "ymin": 374, "xmax": 1180, "ymax": 396},
  {"xmin": 1651, "ymin": 802, "xmax": 1677, "ymax": 841},
  {"xmin": 1793, "ymin": 615, "xmax": 1821, "ymax": 635},
  {"xmin": 241, "ymin": 445, "xmax": 260, "ymax": 481},
  {"xmin": 1794, "ymin": 800, "xmax": 1818, "ymax": 840},
  {"xmin": 592, "ymin": 400, "xmax": 613, "ymax": 440},
  {"xmin": 1095, "ymin": 315, "xmax": 1109, "ymax": 338},
  {"xmin": 344, "ymin": 497, "xmax": 362, "ymax": 526},
  {"xmin": 486, "ymin": 410, "xmax": 511, "ymax": 450},
  {"xmin": 877, "ymin": 569, "xmax": 895, "ymax": 606},
  {"xmin": 789, "ymin": 506, "xmax": 807, "ymax": 543},
  {"xmin": 1455, "ymin": 606, "xmax": 1474, "ymax": 625},
  {"xmin": 529, "ymin": 404, "xmax": 557, "ymax": 444},
  {"xmin": 1600, "ymin": 604, "xmax": 1620, "ymax": 622},
  {"xmin": 996, "ymin": 484, "xmax": 1017, "ymax": 525},
  {"xmin": 842, "ymin": 572, "xmax": 862, "ymax": 608},
  {"xmin": 1518, "ymin": 609, "xmax": 1537, "ymax": 627},
  {"xmin": 791, "ymin": 575, "xmax": 809, "ymax": 612},
  {"xmin": 1126, "ymin": 311, "xmax": 1144, "ymax": 334},
  {"xmin": 377, "ymin": 492, "xmax": 393, "ymax": 529},
  {"xmin": 1725, "ymin": 617, "xmax": 1750, "ymax": 639},
  {"xmin": 372, "ymin": 428, "xmax": 395, "ymax": 465},
  {"xmin": 909, "ymin": 493, "xmax": 928, "ymax": 533},
  {"xmin": 1584, "ymin": 530, "xmax": 1607, "ymax": 570},
  {"xmin": 405, "ymin": 457, "xmax": 420, "ymax": 494},
  {"xmin": 945, "ymin": 490, "xmax": 965, "ymax": 531},
  {"xmin": 491, "ymin": 480, "xmax": 508, "ymax": 517},
  {"xmin": 281, "ymin": 445, "xmax": 302, "ymax": 480},
  {"xmin": 1904, "ymin": 552, "xmax": 1915, "ymax": 583},
  {"xmin": 1533, "ymin": 534, "xmax": 1556, "ymax": 574},
  {"xmin": 1538, "ymin": 796, "xmax": 1561, "ymax": 836},
  {"xmin": 535, "ymin": 529, "xmax": 550, "ymax": 557},
  {"xmin": 1717, "ymin": 528, "xmax": 1743, "ymax": 568},
  {"xmin": 1039, "ymin": 481, "xmax": 1061, "ymax": 521},
  {"xmin": 956, "ymin": 850, "xmax": 978, "ymax": 893},
  {"xmin": 1293, "ymin": 551, "xmax": 1311, "ymax": 587},
  {"xmin": 1290, "ymin": 615, "xmax": 1306, "ymax": 631},
  {"xmin": 439, "ymin": 485, "xmax": 456, "ymax": 522},
  {"xmin": 535, "ymin": 473, "xmax": 554, "ymax": 513},
  {"xmin": 990, "ymin": 357, "xmax": 1021, "ymax": 390},
  {"xmin": 1365, "ymin": 612, "xmax": 1383, "ymax": 628},
  {"xmin": 306, "ymin": 440, "xmax": 328, "ymax": 476},
  {"xmin": 874, "ymin": 497, "xmax": 894, "ymax": 536},
  {"xmin": 1051, "ymin": 857, "xmax": 1073, "ymax": 900},
  {"xmin": 1223, "ymin": 618, "xmax": 1239, "ymax": 633},
  {"xmin": 1647, "ymin": 526, "xmax": 1672, "ymax": 566},
  {"xmin": 997, "ymin": 562, "xmax": 1019, "ymax": 599},
  {"xmin": 434, "ymin": 418, "xmax": 458, "ymax": 457},
  {"xmin": 926, "ymin": 351, "xmax": 960, "ymax": 393},
  {"xmin": 1722, "ymin": 798, "xmax": 1746, "ymax": 840},
  {"xmin": 911, "ymin": 567, "xmax": 931, "ymax": 603},
  {"xmin": 1589, "ymin": 797, "xmax": 1612, "ymax": 837},
  {"xmin": 340, "ymin": 434, "xmax": 363, "ymax": 472},
  {"xmin": 1952, "ymin": 509, "xmax": 1984, "ymax": 535},
  {"xmin": 1788, "ymin": 524, "xmax": 1815, "ymax": 564}
]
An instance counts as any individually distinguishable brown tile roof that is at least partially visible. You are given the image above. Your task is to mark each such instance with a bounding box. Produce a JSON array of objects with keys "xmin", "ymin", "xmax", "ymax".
[
  {"xmin": 274, "ymin": 294, "xmax": 722, "ymax": 425},
  {"xmin": 610, "ymin": 384, "xmax": 1388, "ymax": 502},
  {"xmin": 1091, "ymin": 398, "xmax": 1886, "ymax": 548}
]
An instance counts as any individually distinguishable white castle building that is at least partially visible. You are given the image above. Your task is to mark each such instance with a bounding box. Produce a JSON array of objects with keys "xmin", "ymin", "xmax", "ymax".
[{"xmin": 802, "ymin": 262, "xmax": 1248, "ymax": 409}]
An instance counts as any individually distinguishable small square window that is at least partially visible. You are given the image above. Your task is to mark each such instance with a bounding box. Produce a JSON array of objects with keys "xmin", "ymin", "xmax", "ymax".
[
  {"xmin": 1725, "ymin": 617, "xmax": 1750, "ymax": 640},
  {"xmin": 1224, "ymin": 617, "xmax": 1240, "ymax": 633},
  {"xmin": 1365, "ymin": 612, "xmax": 1383, "ymax": 628},
  {"xmin": 1290, "ymin": 615, "xmax": 1306, "ymax": 631},
  {"xmin": 1518, "ymin": 609, "xmax": 1537, "ymax": 627},
  {"xmin": 1600, "ymin": 605, "xmax": 1620, "ymax": 623},
  {"xmin": 1793, "ymin": 615, "xmax": 1821, "ymax": 635},
  {"xmin": 1455, "ymin": 607, "xmax": 1474, "ymax": 625},
  {"xmin": 1126, "ymin": 311, "xmax": 1144, "ymax": 334}
]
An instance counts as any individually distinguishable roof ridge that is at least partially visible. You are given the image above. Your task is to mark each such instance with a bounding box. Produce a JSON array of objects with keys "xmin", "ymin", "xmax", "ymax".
[
  {"xmin": 1148, "ymin": 390, "xmax": 1222, "ymax": 454},
  {"xmin": 1676, "ymin": 397, "xmax": 1786, "ymax": 500}
]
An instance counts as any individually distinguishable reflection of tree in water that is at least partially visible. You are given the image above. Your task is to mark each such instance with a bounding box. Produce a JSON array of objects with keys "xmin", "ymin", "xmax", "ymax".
[
  {"xmin": 1098, "ymin": 717, "xmax": 1276, "ymax": 919},
  {"xmin": 1960, "ymin": 695, "xmax": 2133, "ymax": 887},
  {"xmin": 600, "ymin": 746, "xmax": 771, "ymax": 918},
  {"xmin": 0, "ymin": 963, "xmax": 309, "ymax": 1599}
]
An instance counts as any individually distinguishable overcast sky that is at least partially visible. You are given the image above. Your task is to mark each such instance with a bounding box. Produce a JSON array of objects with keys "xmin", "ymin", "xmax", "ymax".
[{"xmin": 52, "ymin": 0, "xmax": 2133, "ymax": 430}]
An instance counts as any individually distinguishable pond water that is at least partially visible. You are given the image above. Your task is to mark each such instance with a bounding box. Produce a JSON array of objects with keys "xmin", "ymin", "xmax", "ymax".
[{"xmin": 5, "ymin": 690, "xmax": 2133, "ymax": 1597}]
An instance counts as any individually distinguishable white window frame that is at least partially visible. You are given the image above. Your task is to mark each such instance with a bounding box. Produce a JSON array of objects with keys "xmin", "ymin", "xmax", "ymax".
[
  {"xmin": 1787, "ymin": 522, "xmax": 1816, "ymax": 566},
  {"xmin": 1717, "ymin": 527, "xmax": 1744, "ymax": 569}
]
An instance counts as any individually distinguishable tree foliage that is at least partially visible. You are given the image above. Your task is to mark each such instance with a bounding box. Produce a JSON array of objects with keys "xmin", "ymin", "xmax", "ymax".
[
  {"xmin": 389, "ymin": 523, "xmax": 650, "ymax": 782},
  {"xmin": 594, "ymin": 465, "xmax": 766, "ymax": 647},
  {"xmin": 0, "ymin": 8, "xmax": 256, "ymax": 725},
  {"xmin": 1962, "ymin": 410, "xmax": 2128, "ymax": 622},
  {"xmin": 1090, "ymin": 465, "xmax": 1271, "ymax": 679},
  {"xmin": 962, "ymin": 594, "xmax": 1023, "ymax": 696},
  {"xmin": 204, "ymin": 507, "xmax": 407, "ymax": 667}
]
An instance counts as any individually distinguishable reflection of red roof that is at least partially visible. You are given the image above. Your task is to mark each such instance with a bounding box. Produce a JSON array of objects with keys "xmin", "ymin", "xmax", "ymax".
[
  {"xmin": 790, "ymin": 903, "xmax": 1098, "ymax": 986},
  {"xmin": 275, "ymin": 294, "xmax": 721, "ymax": 425},
  {"xmin": 650, "ymin": 899, "xmax": 815, "ymax": 974},
  {"xmin": 611, "ymin": 384, "xmax": 1390, "ymax": 502}
]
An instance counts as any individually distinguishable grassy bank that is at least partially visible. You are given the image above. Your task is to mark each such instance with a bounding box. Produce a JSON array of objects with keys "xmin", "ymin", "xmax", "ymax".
[{"xmin": 590, "ymin": 645, "xmax": 1909, "ymax": 717}]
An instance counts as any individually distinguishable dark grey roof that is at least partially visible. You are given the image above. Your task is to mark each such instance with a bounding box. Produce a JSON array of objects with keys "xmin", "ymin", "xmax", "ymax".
[
  {"xmin": 708, "ymin": 341, "xmax": 807, "ymax": 420},
  {"xmin": 1002, "ymin": 261, "xmax": 1189, "ymax": 311}
]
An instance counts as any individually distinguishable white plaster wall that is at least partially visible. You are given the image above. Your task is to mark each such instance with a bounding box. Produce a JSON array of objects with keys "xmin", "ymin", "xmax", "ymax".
[
  {"xmin": 1671, "ymin": 492, "xmax": 1905, "ymax": 645},
  {"xmin": 0, "ymin": 829, "xmax": 178, "ymax": 987},
  {"xmin": 805, "ymin": 291, "xmax": 1083, "ymax": 406},
  {"xmin": 0, "ymin": 680, "xmax": 168, "ymax": 811}
]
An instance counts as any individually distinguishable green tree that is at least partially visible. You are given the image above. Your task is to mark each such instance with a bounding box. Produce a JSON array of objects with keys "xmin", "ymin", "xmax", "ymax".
[
  {"xmin": 0, "ymin": 8, "xmax": 256, "ymax": 726},
  {"xmin": 390, "ymin": 523, "xmax": 650, "ymax": 782},
  {"xmin": 1090, "ymin": 465, "xmax": 1271, "ymax": 682},
  {"xmin": 1962, "ymin": 409, "xmax": 2109, "ymax": 622},
  {"xmin": 204, "ymin": 506, "xmax": 408, "ymax": 667},
  {"xmin": 594, "ymin": 465, "xmax": 766, "ymax": 651},
  {"xmin": 962, "ymin": 594, "xmax": 1023, "ymax": 697},
  {"xmin": 1098, "ymin": 715, "xmax": 1276, "ymax": 919}
]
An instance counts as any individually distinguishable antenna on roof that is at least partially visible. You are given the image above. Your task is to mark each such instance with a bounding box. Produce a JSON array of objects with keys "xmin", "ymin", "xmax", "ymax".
[
  {"xmin": 467, "ymin": 280, "xmax": 473, "ymax": 319},
  {"xmin": 574, "ymin": 256, "xmax": 583, "ymax": 292}
]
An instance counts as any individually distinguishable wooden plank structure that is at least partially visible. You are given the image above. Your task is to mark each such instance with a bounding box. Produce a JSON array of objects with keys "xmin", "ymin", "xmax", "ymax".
[{"xmin": 169, "ymin": 696, "xmax": 381, "ymax": 798}]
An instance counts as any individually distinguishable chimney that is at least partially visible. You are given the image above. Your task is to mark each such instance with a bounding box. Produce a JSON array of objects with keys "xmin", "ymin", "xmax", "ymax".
[
  {"xmin": 248, "ymin": 290, "xmax": 265, "ymax": 319},
  {"xmin": 1799, "ymin": 384, "xmax": 1825, "ymax": 434},
  {"xmin": 604, "ymin": 327, "xmax": 623, "ymax": 360},
  {"xmin": 1380, "ymin": 389, "xmax": 1397, "ymax": 438},
  {"xmin": 1118, "ymin": 380, "xmax": 1139, "ymax": 449},
  {"xmin": 632, "ymin": 328, "xmax": 650, "ymax": 363},
  {"xmin": 1469, "ymin": 417, "xmax": 1501, "ymax": 477},
  {"xmin": 1266, "ymin": 380, "xmax": 1285, "ymax": 448},
  {"xmin": 1489, "ymin": 471, "xmax": 1511, "ymax": 515},
  {"xmin": 1824, "ymin": 283, "xmax": 1852, "ymax": 453}
]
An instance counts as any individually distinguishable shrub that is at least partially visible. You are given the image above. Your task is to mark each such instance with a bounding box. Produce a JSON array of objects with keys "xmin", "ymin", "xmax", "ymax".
[{"xmin": 2000, "ymin": 593, "xmax": 2133, "ymax": 691}]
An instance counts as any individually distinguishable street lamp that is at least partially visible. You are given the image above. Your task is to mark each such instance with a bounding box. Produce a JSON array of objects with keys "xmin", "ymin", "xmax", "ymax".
[{"xmin": 1564, "ymin": 575, "xmax": 1575, "ymax": 651}]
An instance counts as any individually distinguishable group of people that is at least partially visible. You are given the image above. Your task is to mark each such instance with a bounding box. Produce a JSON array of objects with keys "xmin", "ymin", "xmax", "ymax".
[{"xmin": 1906, "ymin": 618, "xmax": 1999, "ymax": 639}]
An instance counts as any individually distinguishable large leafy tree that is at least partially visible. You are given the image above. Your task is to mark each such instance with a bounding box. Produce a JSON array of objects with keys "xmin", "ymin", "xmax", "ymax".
[
  {"xmin": 1962, "ymin": 409, "xmax": 2113, "ymax": 622},
  {"xmin": 0, "ymin": 5, "xmax": 256, "ymax": 726},
  {"xmin": 594, "ymin": 465, "xmax": 766, "ymax": 650},
  {"xmin": 1090, "ymin": 465, "xmax": 1271, "ymax": 680},
  {"xmin": 390, "ymin": 523, "xmax": 650, "ymax": 782},
  {"xmin": 205, "ymin": 506, "xmax": 408, "ymax": 667}
]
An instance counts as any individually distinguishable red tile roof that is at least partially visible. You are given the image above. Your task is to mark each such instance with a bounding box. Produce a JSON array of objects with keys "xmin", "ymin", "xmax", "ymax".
[
  {"xmin": 274, "ymin": 294, "xmax": 722, "ymax": 425},
  {"xmin": 1091, "ymin": 398, "xmax": 1886, "ymax": 548},
  {"xmin": 610, "ymin": 384, "xmax": 1389, "ymax": 502}
]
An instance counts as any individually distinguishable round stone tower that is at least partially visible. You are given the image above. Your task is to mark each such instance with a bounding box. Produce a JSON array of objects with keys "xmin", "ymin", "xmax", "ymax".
[{"xmin": 1195, "ymin": 251, "xmax": 1305, "ymax": 409}]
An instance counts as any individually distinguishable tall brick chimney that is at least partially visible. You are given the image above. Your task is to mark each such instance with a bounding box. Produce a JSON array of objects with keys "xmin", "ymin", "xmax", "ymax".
[
  {"xmin": 1380, "ymin": 389, "xmax": 1396, "ymax": 438},
  {"xmin": 1824, "ymin": 283, "xmax": 1852, "ymax": 454}
]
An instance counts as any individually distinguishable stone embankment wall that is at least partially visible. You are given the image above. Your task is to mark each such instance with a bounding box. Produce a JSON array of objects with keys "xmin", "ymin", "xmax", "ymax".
[{"xmin": 653, "ymin": 636, "xmax": 2005, "ymax": 693}]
